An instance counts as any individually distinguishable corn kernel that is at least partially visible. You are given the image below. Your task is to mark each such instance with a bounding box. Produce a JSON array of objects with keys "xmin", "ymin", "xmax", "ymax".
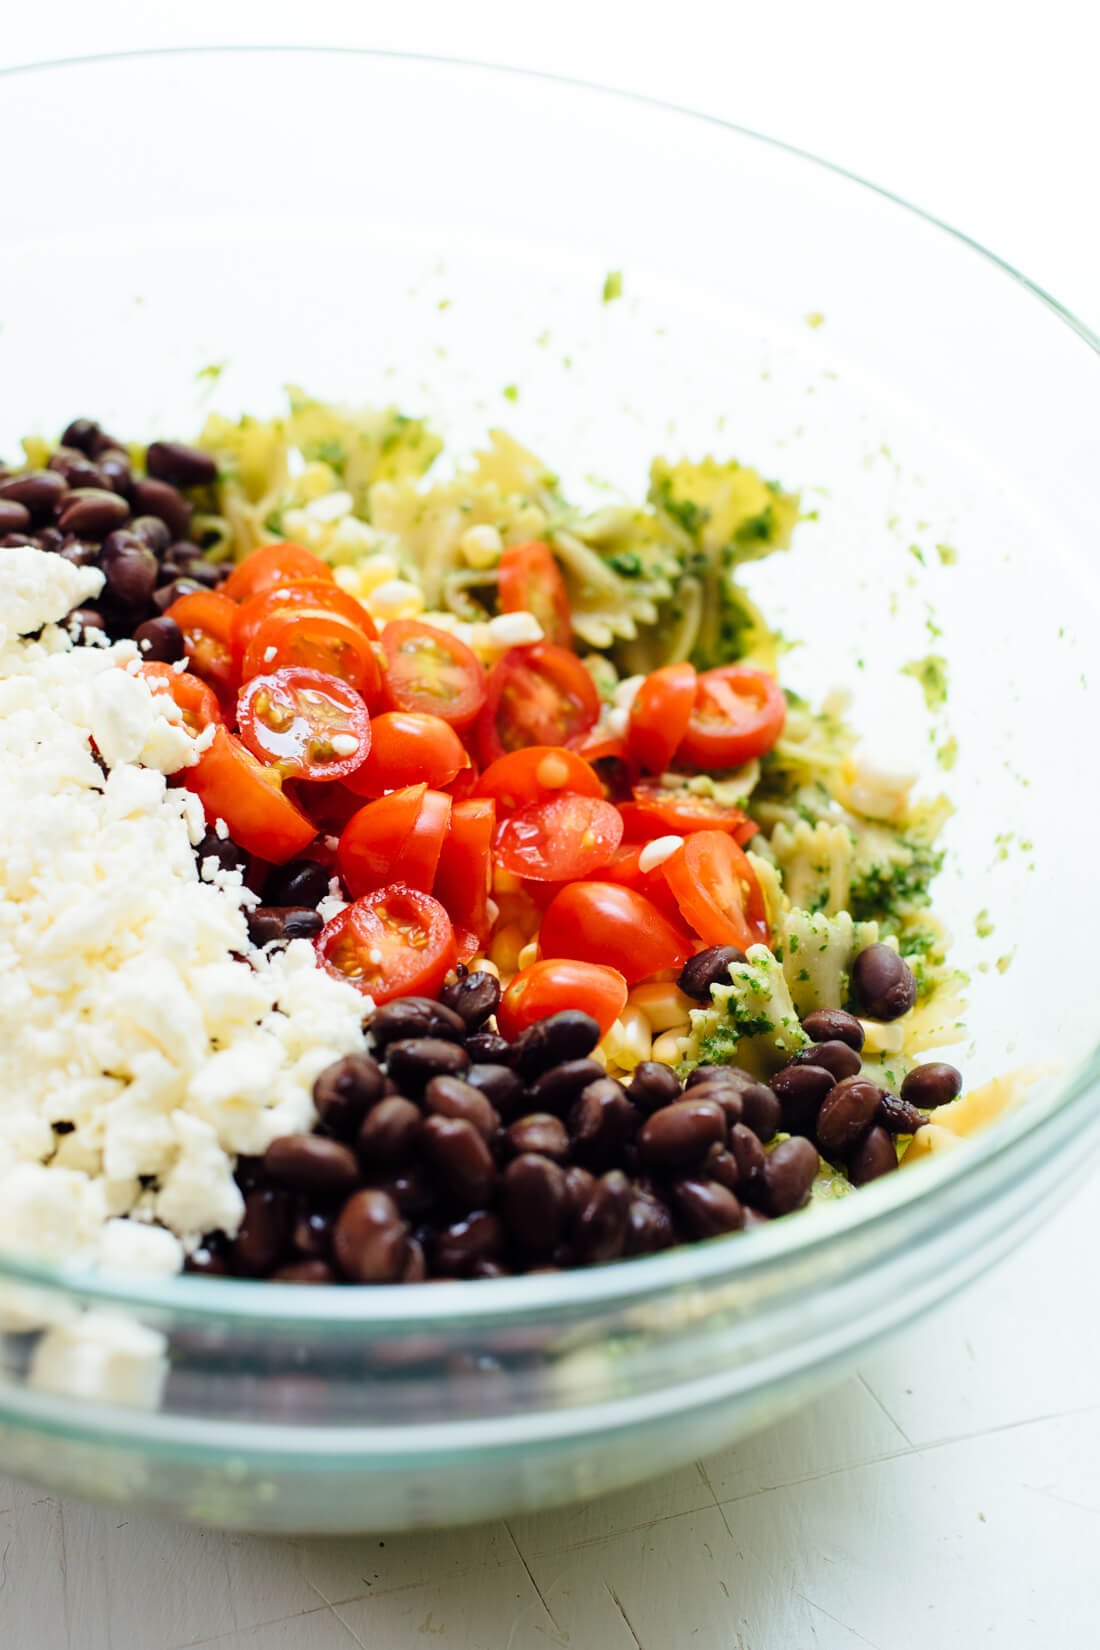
[
  {"xmin": 493, "ymin": 866, "xmax": 523, "ymax": 896},
  {"xmin": 629, "ymin": 981, "xmax": 695, "ymax": 1034},
  {"xmin": 489, "ymin": 923, "xmax": 528, "ymax": 976},
  {"xmin": 303, "ymin": 489, "xmax": 354, "ymax": 523},
  {"xmin": 637, "ymin": 835, "xmax": 684, "ymax": 875},
  {"xmin": 517, "ymin": 940, "xmax": 539, "ymax": 971},
  {"xmin": 368, "ymin": 579, "xmax": 426, "ymax": 621},
  {"xmin": 602, "ymin": 1007, "xmax": 652, "ymax": 1072},
  {"xmin": 652, "ymin": 1031, "xmax": 689, "ymax": 1065},
  {"xmin": 459, "ymin": 523, "xmax": 503, "ymax": 569},
  {"xmin": 860, "ymin": 1018, "xmax": 906, "ymax": 1055},
  {"xmin": 471, "ymin": 956, "xmax": 500, "ymax": 980},
  {"xmin": 487, "ymin": 611, "xmax": 544, "ymax": 648}
]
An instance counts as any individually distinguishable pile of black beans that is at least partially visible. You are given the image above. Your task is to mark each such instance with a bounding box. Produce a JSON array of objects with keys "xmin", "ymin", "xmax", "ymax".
[{"xmin": 0, "ymin": 417, "xmax": 226, "ymax": 654}]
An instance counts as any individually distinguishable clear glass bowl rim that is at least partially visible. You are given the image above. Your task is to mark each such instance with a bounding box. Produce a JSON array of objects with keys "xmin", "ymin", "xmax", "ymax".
[{"xmin": 2, "ymin": 43, "xmax": 1098, "ymax": 1331}]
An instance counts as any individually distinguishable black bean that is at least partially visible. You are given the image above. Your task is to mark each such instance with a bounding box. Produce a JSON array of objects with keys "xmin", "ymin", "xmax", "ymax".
[
  {"xmin": 131, "ymin": 476, "xmax": 191, "ymax": 538},
  {"xmin": 684, "ymin": 1064, "xmax": 755, "ymax": 1091},
  {"xmin": 464, "ymin": 1062, "xmax": 525, "ymax": 1116},
  {"xmin": 60, "ymin": 418, "xmax": 102, "ymax": 454},
  {"xmin": 36, "ymin": 526, "xmax": 66, "ymax": 553},
  {"xmin": 49, "ymin": 447, "xmax": 108, "ymax": 490},
  {"xmin": 264, "ymin": 858, "xmax": 331, "ymax": 908},
  {"xmin": 0, "ymin": 469, "xmax": 67, "ymax": 522},
  {"xmin": 501, "ymin": 1156, "xmax": 568, "ymax": 1252},
  {"xmin": 799, "ymin": 1008, "xmax": 866, "ymax": 1052},
  {"xmin": 185, "ymin": 1242, "xmax": 228, "ymax": 1276},
  {"xmin": 272, "ymin": 1259, "xmax": 336, "ymax": 1284},
  {"xmin": 623, "ymin": 1187, "xmax": 676, "ymax": 1255},
  {"xmin": 513, "ymin": 1010, "xmax": 601, "ymax": 1079},
  {"xmin": 900, "ymin": 1062, "xmax": 962, "ymax": 1109},
  {"xmin": 263, "ymin": 1135, "xmax": 359, "ymax": 1198},
  {"xmin": 563, "ymin": 1165, "xmax": 596, "ymax": 1219},
  {"xmin": 705, "ymin": 1144, "xmax": 742, "ymax": 1192},
  {"xmin": 56, "ymin": 488, "xmax": 130, "ymax": 539},
  {"xmin": 637, "ymin": 1097, "xmax": 726, "ymax": 1170},
  {"xmin": 402, "ymin": 1239, "xmax": 428, "ymax": 1282},
  {"xmin": 0, "ymin": 500, "xmax": 31, "ymax": 533},
  {"xmin": 572, "ymin": 1170, "xmax": 629, "ymax": 1263},
  {"xmin": 153, "ymin": 578, "xmax": 203, "ymax": 611},
  {"xmin": 683, "ymin": 1079, "xmax": 744, "ymax": 1128},
  {"xmin": 96, "ymin": 448, "xmax": 133, "ymax": 497},
  {"xmin": 763, "ymin": 1137, "xmax": 820, "ymax": 1216},
  {"xmin": 793, "ymin": 1039, "xmax": 862, "ymax": 1082},
  {"xmin": 569, "ymin": 1078, "xmax": 639, "ymax": 1170},
  {"xmin": 246, "ymin": 906, "xmax": 323, "ymax": 947},
  {"xmin": 848, "ymin": 1125, "xmax": 898, "ymax": 1186},
  {"xmin": 420, "ymin": 1116, "xmax": 496, "ymax": 1210},
  {"xmin": 877, "ymin": 1092, "xmax": 928, "ymax": 1135},
  {"xmin": 98, "ymin": 535, "xmax": 158, "ymax": 606},
  {"xmin": 815, "ymin": 1077, "xmax": 883, "ymax": 1160},
  {"xmin": 527, "ymin": 1058, "xmax": 605, "ymax": 1116},
  {"xmin": 431, "ymin": 1211, "xmax": 504, "ymax": 1275},
  {"xmin": 726, "ymin": 1122, "xmax": 768, "ymax": 1199},
  {"xmin": 168, "ymin": 555, "xmax": 221, "ymax": 588},
  {"xmin": 313, "ymin": 1053, "xmax": 386, "ymax": 1139},
  {"xmin": 292, "ymin": 1209, "xmax": 334, "ymax": 1259},
  {"xmin": 370, "ymin": 997, "xmax": 467, "ymax": 1049},
  {"xmin": 387, "ymin": 1037, "xmax": 470, "ymax": 1096},
  {"xmin": 503, "ymin": 1112, "xmax": 570, "ymax": 1163},
  {"xmin": 740, "ymin": 1083, "xmax": 782, "ymax": 1141},
  {"xmin": 627, "ymin": 1060, "xmax": 682, "ymax": 1114},
  {"xmin": 146, "ymin": 439, "xmax": 218, "ymax": 489},
  {"xmin": 364, "ymin": 1165, "xmax": 435, "ymax": 1217},
  {"xmin": 128, "ymin": 514, "xmax": 173, "ymax": 554},
  {"xmin": 59, "ymin": 538, "xmax": 100, "ymax": 568},
  {"xmin": 439, "ymin": 970, "xmax": 501, "ymax": 1030},
  {"xmin": 671, "ymin": 1178, "xmax": 745, "ymax": 1238},
  {"xmin": 194, "ymin": 826, "xmax": 246, "ymax": 876},
  {"xmin": 357, "ymin": 1097, "xmax": 422, "ymax": 1168},
  {"xmin": 465, "ymin": 1031, "xmax": 513, "ymax": 1064},
  {"xmin": 771, "ymin": 1064, "xmax": 836, "ymax": 1138},
  {"xmin": 677, "ymin": 945, "xmax": 746, "ymax": 1000},
  {"xmin": 333, "ymin": 1189, "xmax": 409, "ymax": 1282},
  {"xmin": 134, "ymin": 614, "xmax": 185, "ymax": 663},
  {"xmin": 67, "ymin": 607, "xmax": 107, "ymax": 643},
  {"xmin": 424, "ymin": 1075, "xmax": 499, "ymax": 1141},
  {"xmin": 229, "ymin": 1187, "xmax": 294, "ymax": 1276},
  {"xmin": 851, "ymin": 944, "xmax": 917, "ymax": 1021}
]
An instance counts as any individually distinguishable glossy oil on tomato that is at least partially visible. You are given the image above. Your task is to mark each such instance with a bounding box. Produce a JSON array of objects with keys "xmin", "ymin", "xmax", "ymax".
[
  {"xmin": 344, "ymin": 711, "xmax": 468, "ymax": 798},
  {"xmin": 185, "ymin": 724, "xmax": 316, "ymax": 862},
  {"xmin": 494, "ymin": 793, "xmax": 623, "ymax": 882},
  {"xmin": 232, "ymin": 578, "xmax": 377, "ymax": 672},
  {"xmin": 317, "ymin": 885, "xmax": 456, "ymax": 1003},
  {"xmin": 662, "ymin": 829, "xmax": 769, "ymax": 951},
  {"xmin": 678, "ymin": 664, "xmax": 786, "ymax": 769},
  {"xmin": 223, "ymin": 541, "xmax": 333, "ymax": 604},
  {"xmin": 381, "ymin": 620, "xmax": 486, "ymax": 729},
  {"xmin": 139, "ymin": 661, "xmax": 222, "ymax": 735},
  {"xmin": 338, "ymin": 784, "xmax": 452, "ymax": 898},
  {"xmin": 537, "ymin": 881, "xmax": 691, "ymax": 984},
  {"xmin": 164, "ymin": 590, "xmax": 238, "ymax": 696},
  {"xmin": 497, "ymin": 540, "xmax": 572, "ymax": 649},
  {"xmin": 626, "ymin": 662, "xmax": 697, "ymax": 774},
  {"xmin": 629, "ymin": 778, "xmax": 755, "ymax": 840},
  {"xmin": 477, "ymin": 643, "xmax": 600, "ymax": 763},
  {"xmin": 474, "ymin": 745, "xmax": 601, "ymax": 811},
  {"xmin": 236, "ymin": 667, "xmax": 371, "ymax": 782},
  {"xmin": 497, "ymin": 958, "xmax": 629, "ymax": 1041},
  {"xmin": 434, "ymin": 797, "xmax": 496, "ymax": 945},
  {"xmin": 242, "ymin": 606, "xmax": 382, "ymax": 698}
]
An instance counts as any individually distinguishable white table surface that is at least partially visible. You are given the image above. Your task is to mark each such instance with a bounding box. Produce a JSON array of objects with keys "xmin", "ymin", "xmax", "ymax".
[{"xmin": 2, "ymin": 5, "xmax": 1098, "ymax": 1646}]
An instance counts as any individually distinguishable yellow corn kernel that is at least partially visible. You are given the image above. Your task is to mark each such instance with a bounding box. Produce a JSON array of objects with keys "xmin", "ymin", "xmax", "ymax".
[
  {"xmin": 459, "ymin": 523, "xmax": 503, "ymax": 569},
  {"xmin": 493, "ymin": 866, "xmax": 523, "ymax": 896},
  {"xmin": 652, "ymin": 1030, "xmax": 689, "ymax": 1065},
  {"xmin": 489, "ymin": 924, "xmax": 528, "ymax": 977},
  {"xmin": 367, "ymin": 579, "xmax": 426, "ymax": 621},
  {"xmin": 469, "ymin": 955, "xmax": 500, "ymax": 980},
  {"xmin": 629, "ymin": 981, "xmax": 695, "ymax": 1034},
  {"xmin": 517, "ymin": 940, "xmax": 539, "ymax": 971},
  {"xmin": 601, "ymin": 1007, "xmax": 652, "ymax": 1072}
]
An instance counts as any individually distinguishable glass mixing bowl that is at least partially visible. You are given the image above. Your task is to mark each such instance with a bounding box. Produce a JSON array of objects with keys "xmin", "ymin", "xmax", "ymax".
[{"xmin": 1, "ymin": 49, "xmax": 1098, "ymax": 1534}]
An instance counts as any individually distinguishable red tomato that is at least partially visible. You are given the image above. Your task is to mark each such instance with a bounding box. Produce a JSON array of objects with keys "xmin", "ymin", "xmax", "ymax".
[
  {"xmin": 600, "ymin": 842, "xmax": 694, "ymax": 932},
  {"xmin": 494, "ymin": 794, "xmax": 623, "ymax": 882},
  {"xmin": 288, "ymin": 778, "xmax": 365, "ymax": 834},
  {"xmin": 434, "ymin": 797, "xmax": 496, "ymax": 944},
  {"xmin": 185, "ymin": 725, "xmax": 316, "ymax": 863},
  {"xmin": 474, "ymin": 745, "xmax": 601, "ymax": 811},
  {"xmin": 477, "ymin": 643, "xmax": 600, "ymax": 764},
  {"xmin": 497, "ymin": 959, "xmax": 628, "ymax": 1041},
  {"xmin": 164, "ymin": 590, "xmax": 239, "ymax": 696},
  {"xmin": 242, "ymin": 607, "xmax": 382, "ymax": 699},
  {"xmin": 453, "ymin": 928, "xmax": 482, "ymax": 967},
  {"xmin": 445, "ymin": 763, "xmax": 481, "ymax": 801},
  {"xmin": 678, "ymin": 664, "xmax": 786, "ymax": 769},
  {"xmin": 381, "ymin": 620, "xmax": 487, "ymax": 729},
  {"xmin": 317, "ymin": 885, "xmax": 456, "ymax": 1003},
  {"xmin": 138, "ymin": 662, "xmax": 222, "ymax": 735},
  {"xmin": 630, "ymin": 778, "xmax": 756, "ymax": 841},
  {"xmin": 233, "ymin": 579, "xmax": 377, "ymax": 672},
  {"xmin": 627, "ymin": 662, "xmax": 697, "ymax": 774},
  {"xmin": 538, "ymin": 882, "xmax": 691, "ymax": 984},
  {"xmin": 236, "ymin": 667, "xmax": 371, "ymax": 782},
  {"xmin": 497, "ymin": 540, "xmax": 572, "ymax": 650},
  {"xmin": 223, "ymin": 542, "xmax": 333, "ymax": 604},
  {"xmin": 338, "ymin": 785, "xmax": 452, "ymax": 898},
  {"xmin": 344, "ymin": 712, "xmax": 468, "ymax": 798},
  {"xmin": 571, "ymin": 728, "xmax": 628, "ymax": 764},
  {"xmin": 662, "ymin": 830, "xmax": 769, "ymax": 951}
]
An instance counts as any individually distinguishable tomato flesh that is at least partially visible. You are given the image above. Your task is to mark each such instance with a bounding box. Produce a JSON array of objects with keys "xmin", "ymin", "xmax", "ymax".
[
  {"xmin": 317, "ymin": 885, "xmax": 456, "ymax": 1003},
  {"xmin": 381, "ymin": 620, "xmax": 487, "ymax": 729},
  {"xmin": 338, "ymin": 784, "xmax": 452, "ymax": 899},
  {"xmin": 223, "ymin": 542, "xmax": 334, "ymax": 604},
  {"xmin": 627, "ymin": 662, "xmax": 697, "ymax": 774},
  {"xmin": 494, "ymin": 794, "xmax": 623, "ymax": 882},
  {"xmin": 678, "ymin": 664, "xmax": 786, "ymax": 769},
  {"xmin": 475, "ymin": 745, "xmax": 601, "ymax": 811},
  {"xmin": 662, "ymin": 830, "xmax": 769, "ymax": 951},
  {"xmin": 630, "ymin": 778, "xmax": 755, "ymax": 840},
  {"xmin": 497, "ymin": 540, "xmax": 572, "ymax": 650},
  {"xmin": 233, "ymin": 579, "xmax": 377, "ymax": 673},
  {"xmin": 538, "ymin": 881, "xmax": 691, "ymax": 984},
  {"xmin": 497, "ymin": 959, "xmax": 628, "ymax": 1041},
  {"xmin": 139, "ymin": 661, "xmax": 222, "ymax": 736},
  {"xmin": 164, "ymin": 590, "xmax": 239, "ymax": 697},
  {"xmin": 242, "ymin": 606, "xmax": 382, "ymax": 698},
  {"xmin": 344, "ymin": 711, "xmax": 468, "ymax": 798},
  {"xmin": 477, "ymin": 643, "xmax": 599, "ymax": 764},
  {"xmin": 185, "ymin": 724, "xmax": 316, "ymax": 863},
  {"xmin": 236, "ymin": 667, "xmax": 371, "ymax": 782},
  {"xmin": 434, "ymin": 798, "xmax": 496, "ymax": 945}
]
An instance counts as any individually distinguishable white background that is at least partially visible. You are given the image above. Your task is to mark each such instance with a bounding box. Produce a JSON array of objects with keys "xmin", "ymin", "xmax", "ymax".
[{"xmin": 1, "ymin": 5, "xmax": 1098, "ymax": 1647}]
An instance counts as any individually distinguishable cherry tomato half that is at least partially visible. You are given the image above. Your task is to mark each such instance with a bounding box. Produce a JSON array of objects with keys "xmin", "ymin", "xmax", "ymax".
[
  {"xmin": 538, "ymin": 881, "xmax": 691, "ymax": 985},
  {"xmin": 164, "ymin": 590, "xmax": 239, "ymax": 697},
  {"xmin": 599, "ymin": 842, "xmax": 695, "ymax": 933},
  {"xmin": 629, "ymin": 778, "xmax": 756, "ymax": 841},
  {"xmin": 223, "ymin": 541, "xmax": 334, "ymax": 604},
  {"xmin": 138, "ymin": 661, "xmax": 222, "ymax": 736},
  {"xmin": 381, "ymin": 620, "xmax": 487, "ymax": 729},
  {"xmin": 477, "ymin": 643, "xmax": 600, "ymax": 764},
  {"xmin": 627, "ymin": 662, "xmax": 697, "ymax": 774},
  {"xmin": 344, "ymin": 711, "xmax": 468, "ymax": 798},
  {"xmin": 233, "ymin": 579, "xmax": 377, "ymax": 673},
  {"xmin": 494, "ymin": 793, "xmax": 624, "ymax": 882},
  {"xmin": 237, "ymin": 667, "xmax": 371, "ymax": 782},
  {"xmin": 662, "ymin": 830, "xmax": 769, "ymax": 952},
  {"xmin": 338, "ymin": 784, "xmax": 452, "ymax": 899},
  {"xmin": 243, "ymin": 607, "xmax": 383, "ymax": 699},
  {"xmin": 497, "ymin": 958, "xmax": 629, "ymax": 1041},
  {"xmin": 678, "ymin": 664, "xmax": 786, "ymax": 770},
  {"xmin": 497, "ymin": 540, "xmax": 572, "ymax": 650},
  {"xmin": 185, "ymin": 725, "xmax": 316, "ymax": 863},
  {"xmin": 474, "ymin": 745, "xmax": 602, "ymax": 811},
  {"xmin": 434, "ymin": 797, "xmax": 496, "ymax": 945},
  {"xmin": 317, "ymin": 884, "xmax": 456, "ymax": 1003}
]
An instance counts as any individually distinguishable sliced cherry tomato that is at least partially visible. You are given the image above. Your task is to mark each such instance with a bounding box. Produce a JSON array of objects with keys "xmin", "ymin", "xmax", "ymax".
[
  {"xmin": 434, "ymin": 797, "xmax": 496, "ymax": 944},
  {"xmin": 233, "ymin": 578, "xmax": 377, "ymax": 672},
  {"xmin": 477, "ymin": 643, "xmax": 600, "ymax": 764},
  {"xmin": 138, "ymin": 661, "xmax": 222, "ymax": 736},
  {"xmin": 223, "ymin": 542, "xmax": 334, "ymax": 604},
  {"xmin": 288, "ymin": 778, "xmax": 365, "ymax": 834},
  {"xmin": 627, "ymin": 662, "xmax": 697, "ymax": 774},
  {"xmin": 494, "ymin": 794, "xmax": 623, "ymax": 883},
  {"xmin": 497, "ymin": 958, "xmax": 628, "ymax": 1041},
  {"xmin": 237, "ymin": 667, "xmax": 371, "ymax": 782},
  {"xmin": 317, "ymin": 885, "xmax": 456, "ymax": 1003},
  {"xmin": 242, "ymin": 607, "xmax": 382, "ymax": 699},
  {"xmin": 445, "ymin": 762, "xmax": 481, "ymax": 801},
  {"xmin": 497, "ymin": 540, "xmax": 572, "ymax": 650},
  {"xmin": 571, "ymin": 728, "xmax": 628, "ymax": 764},
  {"xmin": 338, "ymin": 784, "xmax": 452, "ymax": 898},
  {"xmin": 184, "ymin": 725, "xmax": 316, "ymax": 863},
  {"xmin": 662, "ymin": 830, "xmax": 769, "ymax": 951},
  {"xmin": 344, "ymin": 712, "xmax": 468, "ymax": 798},
  {"xmin": 474, "ymin": 745, "xmax": 601, "ymax": 811},
  {"xmin": 452, "ymin": 927, "xmax": 482, "ymax": 967},
  {"xmin": 381, "ymin": 620, "xmax": 487, "ymax": 729},
  {"xmin": 631, "ymin": 778, "xmax": 756, "ymax": 840},
  {"xmin": 164, "ymin": 590, "xmax": 239, "ymax": 697},
  {"xmin": 600, "ymin": 842, "xmax": 695, "ymax": 932},
  {"xmin": 678, "ymin": 664, "xmax": 786, "ymax": 769},
  {"xmin": 538, "ymin": 881, "xmax": 691, "ymax": 985}
]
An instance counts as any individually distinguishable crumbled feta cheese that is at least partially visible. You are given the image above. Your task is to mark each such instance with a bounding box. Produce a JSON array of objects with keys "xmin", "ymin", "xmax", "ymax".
[
  {"xmin": 0, "ymin": 546, "xmax": 103, "ymax": 640},
  {"xmin": 29, "ymin": 1311, "xmax": 168, "ymax": 1409}
]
